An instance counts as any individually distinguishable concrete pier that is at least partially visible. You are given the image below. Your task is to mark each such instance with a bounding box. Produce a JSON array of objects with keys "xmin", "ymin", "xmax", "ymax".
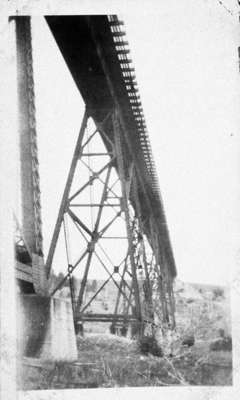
[{"xmin": 17, "ymin": 294, "xmax": 78, "ymax": 361}]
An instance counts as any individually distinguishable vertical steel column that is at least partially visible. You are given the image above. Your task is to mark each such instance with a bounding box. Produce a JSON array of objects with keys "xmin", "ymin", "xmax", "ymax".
[
  {"xmin": 168, "ymin": 275, "xmax": 176, "ymax": 328},
  {"xmin": 132, "ymin": 169, "xmax": 154, "ymax": 321},
  {"xmin": 150, "ymin": 217, "xmax": 169, "ymax": 324},
  {"xmin": 113, "ymin": 111, "xmax": 141, "ymax": 322},
  {"xmin": 63, "ymin": 214, "xmax": 76, "ymax": 315},
  {"xmin": 164, "ymin": 255, "xmax": 176, "ymax": 328},
  {"xmin": 112, "ymin": 258, "xmax": 129, "ymax": 324},
  {"xmin": 16, "ymin": 17, "xmax": 43, "ymax": 256}
]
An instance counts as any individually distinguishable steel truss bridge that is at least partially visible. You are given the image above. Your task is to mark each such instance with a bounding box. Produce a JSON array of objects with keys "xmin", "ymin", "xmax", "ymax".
[{"xmin": 14, "ymin": 15, "xmax": 177, "ymax": 338}]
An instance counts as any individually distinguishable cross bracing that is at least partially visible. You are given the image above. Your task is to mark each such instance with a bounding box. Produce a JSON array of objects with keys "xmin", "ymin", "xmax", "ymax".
[{"xmin": 45, "ymin": 109, "xmax": 176, "ymax": 332}]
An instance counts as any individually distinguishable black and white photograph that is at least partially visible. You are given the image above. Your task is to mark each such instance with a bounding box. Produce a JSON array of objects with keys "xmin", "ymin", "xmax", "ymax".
[{"xmin": 0, "ymin": 0, "xmax": 240, "ymax": 399}]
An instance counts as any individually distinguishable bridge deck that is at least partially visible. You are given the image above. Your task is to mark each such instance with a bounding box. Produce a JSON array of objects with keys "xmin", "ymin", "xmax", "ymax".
[{"xmin": 45, "ymin": 15, "xmax": 176, "ymax": 277}]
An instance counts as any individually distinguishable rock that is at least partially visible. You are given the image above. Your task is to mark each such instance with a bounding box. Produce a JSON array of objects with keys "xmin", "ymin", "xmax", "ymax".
[
  {"xmin": 109, "ymin": 325, "xmax": 116, "ymax": 334},
  {"xmin": 120, "ymin": 326, "xmax": 127, "ymax": 337},
  {"xmin": 210, "ymin": 336, "xmax": 232, "ymax": 351},
  {"xmin": 139, "ymin": 336, "xmax": 163, "ymax": 357},
  {"xmin": 182, "ymin": 334, "xmax": 195, "ymax": 347}
]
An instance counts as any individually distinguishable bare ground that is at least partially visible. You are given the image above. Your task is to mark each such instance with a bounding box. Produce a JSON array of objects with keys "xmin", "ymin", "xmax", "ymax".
[{"xmin": 18, "ymin": 332, "xmax": 232, "ymax": 390}]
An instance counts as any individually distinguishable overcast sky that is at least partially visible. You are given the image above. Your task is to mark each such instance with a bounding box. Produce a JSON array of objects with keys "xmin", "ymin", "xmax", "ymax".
[{"xmin": 29, "ymin": 0, "xmax": 240, "ymax": 285}]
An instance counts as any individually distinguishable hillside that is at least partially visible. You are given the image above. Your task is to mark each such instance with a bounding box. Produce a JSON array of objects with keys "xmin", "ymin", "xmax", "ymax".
[
  {"xmin": 174, "ymin": 279, "xmax": 231, "ymax": 340},
  {"xmin": 54, "ymin": 277, "xmax": 231, "ymax": 340}
]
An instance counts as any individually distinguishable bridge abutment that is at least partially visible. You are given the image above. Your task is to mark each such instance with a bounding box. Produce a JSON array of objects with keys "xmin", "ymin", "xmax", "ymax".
[{"xmin": 17, "ymin": 294, "xmax": 78, "ymax": 361}]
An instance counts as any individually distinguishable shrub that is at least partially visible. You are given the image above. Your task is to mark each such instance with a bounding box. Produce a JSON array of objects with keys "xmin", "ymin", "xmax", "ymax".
[
  {"xmin": 139, "ymin": 336, "xmax": 163, "ymax": 357},
  {"xmin": 212, "ymin": 288, "xmax": 224, "ymax": 300},
  {"xmin": 210, "ymin": 336, "xmax": 232, "ymax": 351}
]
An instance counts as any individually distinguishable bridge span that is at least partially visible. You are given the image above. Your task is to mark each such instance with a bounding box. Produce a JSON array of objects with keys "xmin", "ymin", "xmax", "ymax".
[{"xmin": 13, "ymin": 15, "xmax": 177, "ymax": 359}]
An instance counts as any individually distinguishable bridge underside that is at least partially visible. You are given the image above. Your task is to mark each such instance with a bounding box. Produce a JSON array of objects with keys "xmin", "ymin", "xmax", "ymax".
[
  {"xmin": 45, "ymin": 16, "xmax": 176, "ymax": 276},
  {"xmin": 14, "ymin": 15, "xmax": 176, "ymax": 340}
]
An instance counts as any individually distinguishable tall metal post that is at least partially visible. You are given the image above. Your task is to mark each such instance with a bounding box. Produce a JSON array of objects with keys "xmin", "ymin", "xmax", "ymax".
[
  {"xmin": 112, "ymin": 258, "xmax": 129, "ymax": 317},
  {"xmin": 132, "ymin": 169, "xmax": 154, "ymax": 321},
  {"xmin": 113, "ymin": 110, "xmax": 142, "ymax": 322},
  {"xmin": 16, "ymin": 17, "xmax": 43, "ymax": 256},
  {"xmin": 15, "ymin": 16, "xmax": 49, "ymax": 295},
  {"xmin": 150, "ymin": 217, "xmax": 169, "ymax": 324}
]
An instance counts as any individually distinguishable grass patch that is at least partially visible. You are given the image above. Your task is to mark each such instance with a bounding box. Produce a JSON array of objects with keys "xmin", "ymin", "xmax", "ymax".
[{"xmin": 18, "ymin": 333, "xmax": 232, "ymax": 389}]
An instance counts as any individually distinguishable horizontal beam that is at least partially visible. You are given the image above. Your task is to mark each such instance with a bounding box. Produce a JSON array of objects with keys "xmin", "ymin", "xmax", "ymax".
[
  {"xmin": 76, "ymin": 314, "xmax": 157, "ymax": 326},
  {"xmin": 76, "ymin": 313, "xmax": 137, "ymax": 322},
  {"xmin": 77, "ymin": 313, "xmax": 135, "ymax": 318},
  {"xmin": 76, "ymin": 318, "xmax": 132, "ymax": 323},
  {"xmin": 69, "ymin": 203, "xmax": 120, "ymax": 207},
  {"xmin": 101, "ymin": 236, "xmax": 127, "ymax": 239},
  {"xmin": 81, "ymin": 152, "xmax": 111, "ymax": 157},
  {"xmin": 16, "ymin": 261, "xmax": 33, "ymax": 283}
]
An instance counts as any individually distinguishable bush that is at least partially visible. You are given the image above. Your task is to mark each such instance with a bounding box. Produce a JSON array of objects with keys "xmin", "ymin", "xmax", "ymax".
[
  {"xmin": 186, "ymin": 298, "xmax": 194, "ymax": 304},
  {"xmin": 210, "ymin": 336, "xmax": 232, "ymax": 351},
  {"xmin": 181, "ymin": 334, "xmax": 195, "ymax": 347},
  {"xmin": 139, "ymin": 336, "xmax": 163, "ymax": 357},
  {"xmin": 212, "ymin": 288, "xmax": 224, "ymax": 300}
]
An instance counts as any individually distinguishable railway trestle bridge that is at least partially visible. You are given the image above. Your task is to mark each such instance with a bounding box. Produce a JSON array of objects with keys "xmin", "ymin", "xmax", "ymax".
[{"xmin": 13, "ymin": 15, "xmax": 177, "ymax": 359}]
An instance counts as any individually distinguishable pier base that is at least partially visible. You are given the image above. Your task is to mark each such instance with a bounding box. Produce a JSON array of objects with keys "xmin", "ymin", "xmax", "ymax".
[{"xmin": 17, "ymin": 294, "xmax": 78, "ymax": 361}]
